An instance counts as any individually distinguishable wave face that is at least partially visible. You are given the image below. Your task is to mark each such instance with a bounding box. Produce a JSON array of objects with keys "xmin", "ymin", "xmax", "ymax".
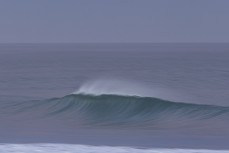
[{"xmin": 10, "ymin": 94, "xmax": 229, "ymax": 129}]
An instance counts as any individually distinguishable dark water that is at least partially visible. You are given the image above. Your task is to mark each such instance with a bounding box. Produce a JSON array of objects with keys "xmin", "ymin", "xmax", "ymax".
[{"xmin": 0, "ymin": 43, "xmax": 229, "ymax": 152}]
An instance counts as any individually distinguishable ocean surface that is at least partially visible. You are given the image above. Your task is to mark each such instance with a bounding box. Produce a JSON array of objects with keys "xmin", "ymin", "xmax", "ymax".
[{"xmin": 0, "ymin": 43, "xmax": 229, "ymax": 152}]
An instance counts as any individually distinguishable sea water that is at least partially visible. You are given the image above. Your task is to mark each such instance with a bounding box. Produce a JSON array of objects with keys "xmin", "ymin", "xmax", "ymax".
[{"xmin": 0, "ymin": 43, "xmax": 229, "ymax": 152}]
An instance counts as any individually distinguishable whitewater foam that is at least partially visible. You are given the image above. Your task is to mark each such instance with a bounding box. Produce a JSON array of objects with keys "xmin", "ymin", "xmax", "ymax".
[{"xmin": 0, "ymin": 144, "xmax": 228, "ymax": 153}]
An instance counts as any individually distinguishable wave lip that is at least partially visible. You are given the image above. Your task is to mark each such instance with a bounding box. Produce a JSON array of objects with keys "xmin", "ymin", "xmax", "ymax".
[
  {"xmin": 73, "ymin": 79, "xmax": 179, "ymax": 101},
  {"xmin": 73, "ymin": 79, "xmax": 153, "ymax": 97}
]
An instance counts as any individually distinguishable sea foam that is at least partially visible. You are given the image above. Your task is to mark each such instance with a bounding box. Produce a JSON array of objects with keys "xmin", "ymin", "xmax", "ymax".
[{"xmin": 0, "ymin": 144, "xmax": 228, "ymax": 153}]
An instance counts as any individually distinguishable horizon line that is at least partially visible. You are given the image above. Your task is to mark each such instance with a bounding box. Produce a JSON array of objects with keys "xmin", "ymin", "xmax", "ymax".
[{"xmin": 1, "ymin": 42, "xmax": 229, "ymax": 44}]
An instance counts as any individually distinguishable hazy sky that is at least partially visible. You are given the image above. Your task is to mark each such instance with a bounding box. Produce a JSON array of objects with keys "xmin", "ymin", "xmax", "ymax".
[{"xmin": 0, "ymin": 0, "xmax": 229, "ymax": 43}]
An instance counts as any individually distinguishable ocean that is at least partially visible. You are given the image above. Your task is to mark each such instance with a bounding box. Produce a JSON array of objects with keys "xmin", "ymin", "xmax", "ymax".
[{"xmin": 0, "ymin": 43, "xmax": 229, "ymax": 152}]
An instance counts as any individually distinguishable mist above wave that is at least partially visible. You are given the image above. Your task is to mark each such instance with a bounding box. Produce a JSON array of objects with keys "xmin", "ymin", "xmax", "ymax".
[{"xmin": 73, "ymin": 79, "xmax": 179, "ymax": 101}]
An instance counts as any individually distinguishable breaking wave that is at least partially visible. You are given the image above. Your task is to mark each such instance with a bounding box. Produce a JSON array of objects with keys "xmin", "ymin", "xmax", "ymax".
[{"xmin": 5, "ymin": 93, "xmax": 229, "ymax": 129}]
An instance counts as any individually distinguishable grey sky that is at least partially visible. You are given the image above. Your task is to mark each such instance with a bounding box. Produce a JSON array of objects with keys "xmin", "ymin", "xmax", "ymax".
[{"xmin": 0, "ymin": 0, "xmax": 229, "ymax": 43}]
